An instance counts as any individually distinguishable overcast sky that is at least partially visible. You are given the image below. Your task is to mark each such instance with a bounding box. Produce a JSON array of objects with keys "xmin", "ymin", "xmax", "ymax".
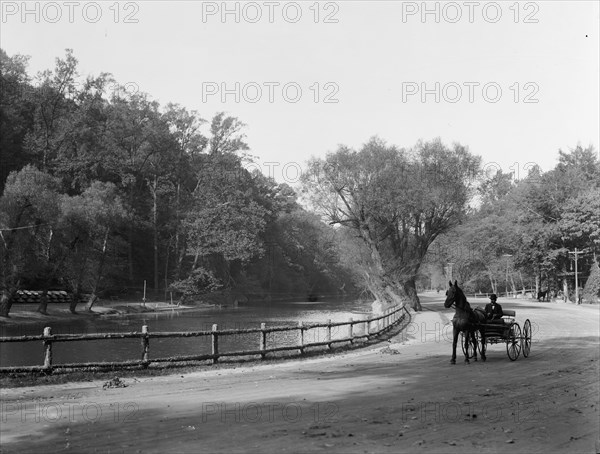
[{"xmin": 2, "ymin": 1, "xmax": 598, "ymax": 184}]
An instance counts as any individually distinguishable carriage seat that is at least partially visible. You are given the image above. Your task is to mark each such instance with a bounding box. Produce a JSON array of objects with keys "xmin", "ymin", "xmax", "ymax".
[{"xmin": 501, "ymin": 310, "xmax": 515, "ymax": 322}]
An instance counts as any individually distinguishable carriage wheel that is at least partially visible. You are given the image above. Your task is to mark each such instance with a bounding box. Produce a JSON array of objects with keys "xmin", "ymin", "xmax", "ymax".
[
  {"xmin": 522, "ymin": 319, "xmax": 532, "ymax": 358},
  {"xmin": 506, "ymin": 323, "xmax": 521, "ymax": 361}
]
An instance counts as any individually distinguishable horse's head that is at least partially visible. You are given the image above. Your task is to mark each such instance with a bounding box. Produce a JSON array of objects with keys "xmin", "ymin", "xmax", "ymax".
[{"xmin": 444, "ymin": 280, "xmax": 458, "ymax": 308}]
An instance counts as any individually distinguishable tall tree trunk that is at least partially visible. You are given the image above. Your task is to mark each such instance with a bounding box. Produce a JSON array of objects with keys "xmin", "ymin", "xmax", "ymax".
[
  {"xmin": 174, "ymin": 182, "xmax": 182, "ymax": 281},
  {"xmin": 487, "ymin": 271, "xmax": 495, "ymax": 294},
  {"xmin": 128, "ymin": 187, "xmax": 135, "ymax": 283},
  {"xmin": 69, "ymin": 253, "xmax": 87, "ymax": 313},
  {"xmin": 164, "ymin": 243, "xmax": 170, "ymax": 301},
  {"xmin": 510, "ymin": 275, "xmax": 517, "ymax": 297},
  {"xmin": 87, "ymin": 228, "xmax": 109, "ymax": 311},
  {"xmin": 151, "ymin": 175, "xmax": 159, "ymax": 294},
  {"xmin": 69, "ymin": 283, "xmax": 81, "ymax": 314}
]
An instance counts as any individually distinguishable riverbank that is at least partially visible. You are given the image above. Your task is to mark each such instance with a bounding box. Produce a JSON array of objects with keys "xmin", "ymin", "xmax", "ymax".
[{"xmin": 0, "ymin": 301, "xmax": 200, "ymax": 326}]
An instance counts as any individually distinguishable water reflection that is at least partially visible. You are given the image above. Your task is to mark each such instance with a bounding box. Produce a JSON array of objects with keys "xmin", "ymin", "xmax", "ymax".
[{"xmin": 0, "ymin": 300, "xmax": 374, "ymax": 367}]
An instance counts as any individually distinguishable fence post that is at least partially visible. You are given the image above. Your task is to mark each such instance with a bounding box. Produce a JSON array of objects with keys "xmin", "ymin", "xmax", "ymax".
[
  {"xmin": 43, "ymin": 327, "xmax": 52, "ymax": 371},
  {"xmin": 366, "ymin": 315, "xmax": 370, "ymax": 337},
  {"xmin": 348, "ymin": 318, "xmax": 353, "ymax": 344},
  {"xmin": 298, "ymin": 321, "xmax": 304, "ymax": 354},
  {"xmin": 141, "ymin": 325, "xmax": 149, "ymax": 367},
  {"xmin": 212, "ymin": 324, "xmax": 219, "ymax": 364},
  {"xmin": 326, "ymin": 319, "xmax": 332, "ymax": 348},
  {"xmin": 260, "ymin": 323, "xmax": 267, "ymax": 359}
]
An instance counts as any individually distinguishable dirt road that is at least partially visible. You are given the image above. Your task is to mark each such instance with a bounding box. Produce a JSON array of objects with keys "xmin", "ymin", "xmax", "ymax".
[{"xmin": 1, "ymin": 295, "xmax": 598, "ymax": 453}]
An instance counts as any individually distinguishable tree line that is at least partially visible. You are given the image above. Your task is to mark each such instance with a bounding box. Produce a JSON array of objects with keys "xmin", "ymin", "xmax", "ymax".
[
  {"xmin": 424, "ymin": 146, "xmax": 600, "ymax": 302},
  {"xmin": 301, "ymin": 139, "xmax": 599, "ymax": 309},
  {"xmin": 2, "ymin": 48, "xmax": 598, "ymax": 317},
  {"xmin": 0, "ymin": 49, "xmax": 359, "ymax": 317}
]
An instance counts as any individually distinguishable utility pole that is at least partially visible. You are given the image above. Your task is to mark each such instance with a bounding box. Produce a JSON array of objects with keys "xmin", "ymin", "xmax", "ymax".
[
  {"xmin": 447, "ymin": 262, "xmax": 454, "ymax": 283},
  {"xmin": 568, "ymin": 248, "xmax": 587, "ymax": 304}
]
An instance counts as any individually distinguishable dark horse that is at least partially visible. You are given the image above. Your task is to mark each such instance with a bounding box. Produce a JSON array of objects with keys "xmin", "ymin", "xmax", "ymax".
[{"xmin": 444, "ymin": 280, "xmax": 487, "ymax": 364}]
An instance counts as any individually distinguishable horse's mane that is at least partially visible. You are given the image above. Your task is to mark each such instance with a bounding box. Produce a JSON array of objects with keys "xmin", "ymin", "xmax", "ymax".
[{"xmin": 454, "ymin": 285, "xmax": 473, "ymax": 312}]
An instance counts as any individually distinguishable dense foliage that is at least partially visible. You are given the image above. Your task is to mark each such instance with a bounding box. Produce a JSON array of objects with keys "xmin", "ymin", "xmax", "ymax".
[
  {"xmin": 0, "ymin": 49, "xmax": 358, "ymax": 316},
  {"xmin": 426, "ymin": 147, "xmax": 600, "ymax": 302}
]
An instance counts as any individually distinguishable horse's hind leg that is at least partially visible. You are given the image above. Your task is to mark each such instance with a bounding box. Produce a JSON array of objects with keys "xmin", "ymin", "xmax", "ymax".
[
  {"xmin": 463, "ymin": 332, "xmax": 470, "ymax": 364},
  {"xmin": 471, "ymin": 331, "xmax": 478, "ymax": 362},
  {"xmin": 480, "ymin": 330, "xmax": 486, "ymax": 361}
]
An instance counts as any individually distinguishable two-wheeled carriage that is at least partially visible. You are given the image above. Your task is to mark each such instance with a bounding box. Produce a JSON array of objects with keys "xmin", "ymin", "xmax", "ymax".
[{"xmin": 461, "ymin": 309, "xmax": 532, "ymax": 361}]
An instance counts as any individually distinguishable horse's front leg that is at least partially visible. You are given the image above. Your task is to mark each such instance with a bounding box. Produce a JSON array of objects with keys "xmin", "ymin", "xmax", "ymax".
[{"xmin": 451, "ymin": 326, "xmax": 458, "ymax": 364}]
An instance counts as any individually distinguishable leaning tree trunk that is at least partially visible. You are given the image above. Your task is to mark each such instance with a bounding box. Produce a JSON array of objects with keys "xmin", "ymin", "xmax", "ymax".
[
  {"xmin": 403, "ymin": 278, "xmax": 422, "ymax": 312},
  {"xmin": 360, "ymin": 225, "xmax": 407, "ymax": 311},
  {"xmin": 0, "ymin": 288, "xmax": 16, "ymax": 318}
]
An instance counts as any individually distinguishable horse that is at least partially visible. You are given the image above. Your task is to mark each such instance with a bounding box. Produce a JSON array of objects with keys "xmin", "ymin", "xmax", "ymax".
[
  {"xmin": 444, "ymin": 280, "xmax": 487, "ymax": 364},
  {"xmin": 537, "ymin": 290, "xmax": 548, "ymax": 302}
]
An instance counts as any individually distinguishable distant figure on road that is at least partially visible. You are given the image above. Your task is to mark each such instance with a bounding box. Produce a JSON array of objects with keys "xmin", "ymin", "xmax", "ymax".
[{"xmin": 485, "ymin": 294, "xmax": 504, "ymax": 322}]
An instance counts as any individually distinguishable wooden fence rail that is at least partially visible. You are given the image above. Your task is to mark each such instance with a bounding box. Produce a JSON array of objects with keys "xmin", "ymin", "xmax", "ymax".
[{"xmin": 0, "ymin": 306, "xmax": 410, "ymax": 373}]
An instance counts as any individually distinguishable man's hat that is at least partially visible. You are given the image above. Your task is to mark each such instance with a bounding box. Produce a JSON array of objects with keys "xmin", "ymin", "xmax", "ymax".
[{"xmin": 489, "ymin": 294, "xmax": 497, "ymax": 301}]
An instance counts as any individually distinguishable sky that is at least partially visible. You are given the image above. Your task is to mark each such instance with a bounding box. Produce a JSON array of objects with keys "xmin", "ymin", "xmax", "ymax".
[{"xmin": 1, "ymin": 0, "xmax": 599, "ymax": 184}]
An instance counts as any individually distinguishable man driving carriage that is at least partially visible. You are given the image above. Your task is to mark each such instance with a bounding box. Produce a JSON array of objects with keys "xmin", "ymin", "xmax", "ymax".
[{"xmin": 485, "ymin": 294, "xmax": 504, "ymax": 322}]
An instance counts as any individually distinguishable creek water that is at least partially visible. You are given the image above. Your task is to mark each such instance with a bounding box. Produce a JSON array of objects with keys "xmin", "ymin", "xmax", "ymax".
[{"xmin": 0, "ymin": 299, "xmax": 374, "ymax": 367}]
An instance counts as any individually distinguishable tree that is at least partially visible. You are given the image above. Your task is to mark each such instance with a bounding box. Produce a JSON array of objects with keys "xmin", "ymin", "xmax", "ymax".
[
  {"xmin": 302, "ymin": 137, "xmax": 481, "ymax": 311},
  {"xmin": 60, "ymin": 182, "xmax": 127, "ymax": 311},
  {"xmin": 560, "ymin": 188, "xmax": 600, "ymax": 253},
  {"xmin": 0, "ymin": 49, "xmax": 35, "ymax": 193},
  {"xmin": 436, "ymin": 144, "xmax": 600, "ymax": 300},
  {"xmin": 0, "ymin": 166, "xmax": 62, "ymax": 316}
]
